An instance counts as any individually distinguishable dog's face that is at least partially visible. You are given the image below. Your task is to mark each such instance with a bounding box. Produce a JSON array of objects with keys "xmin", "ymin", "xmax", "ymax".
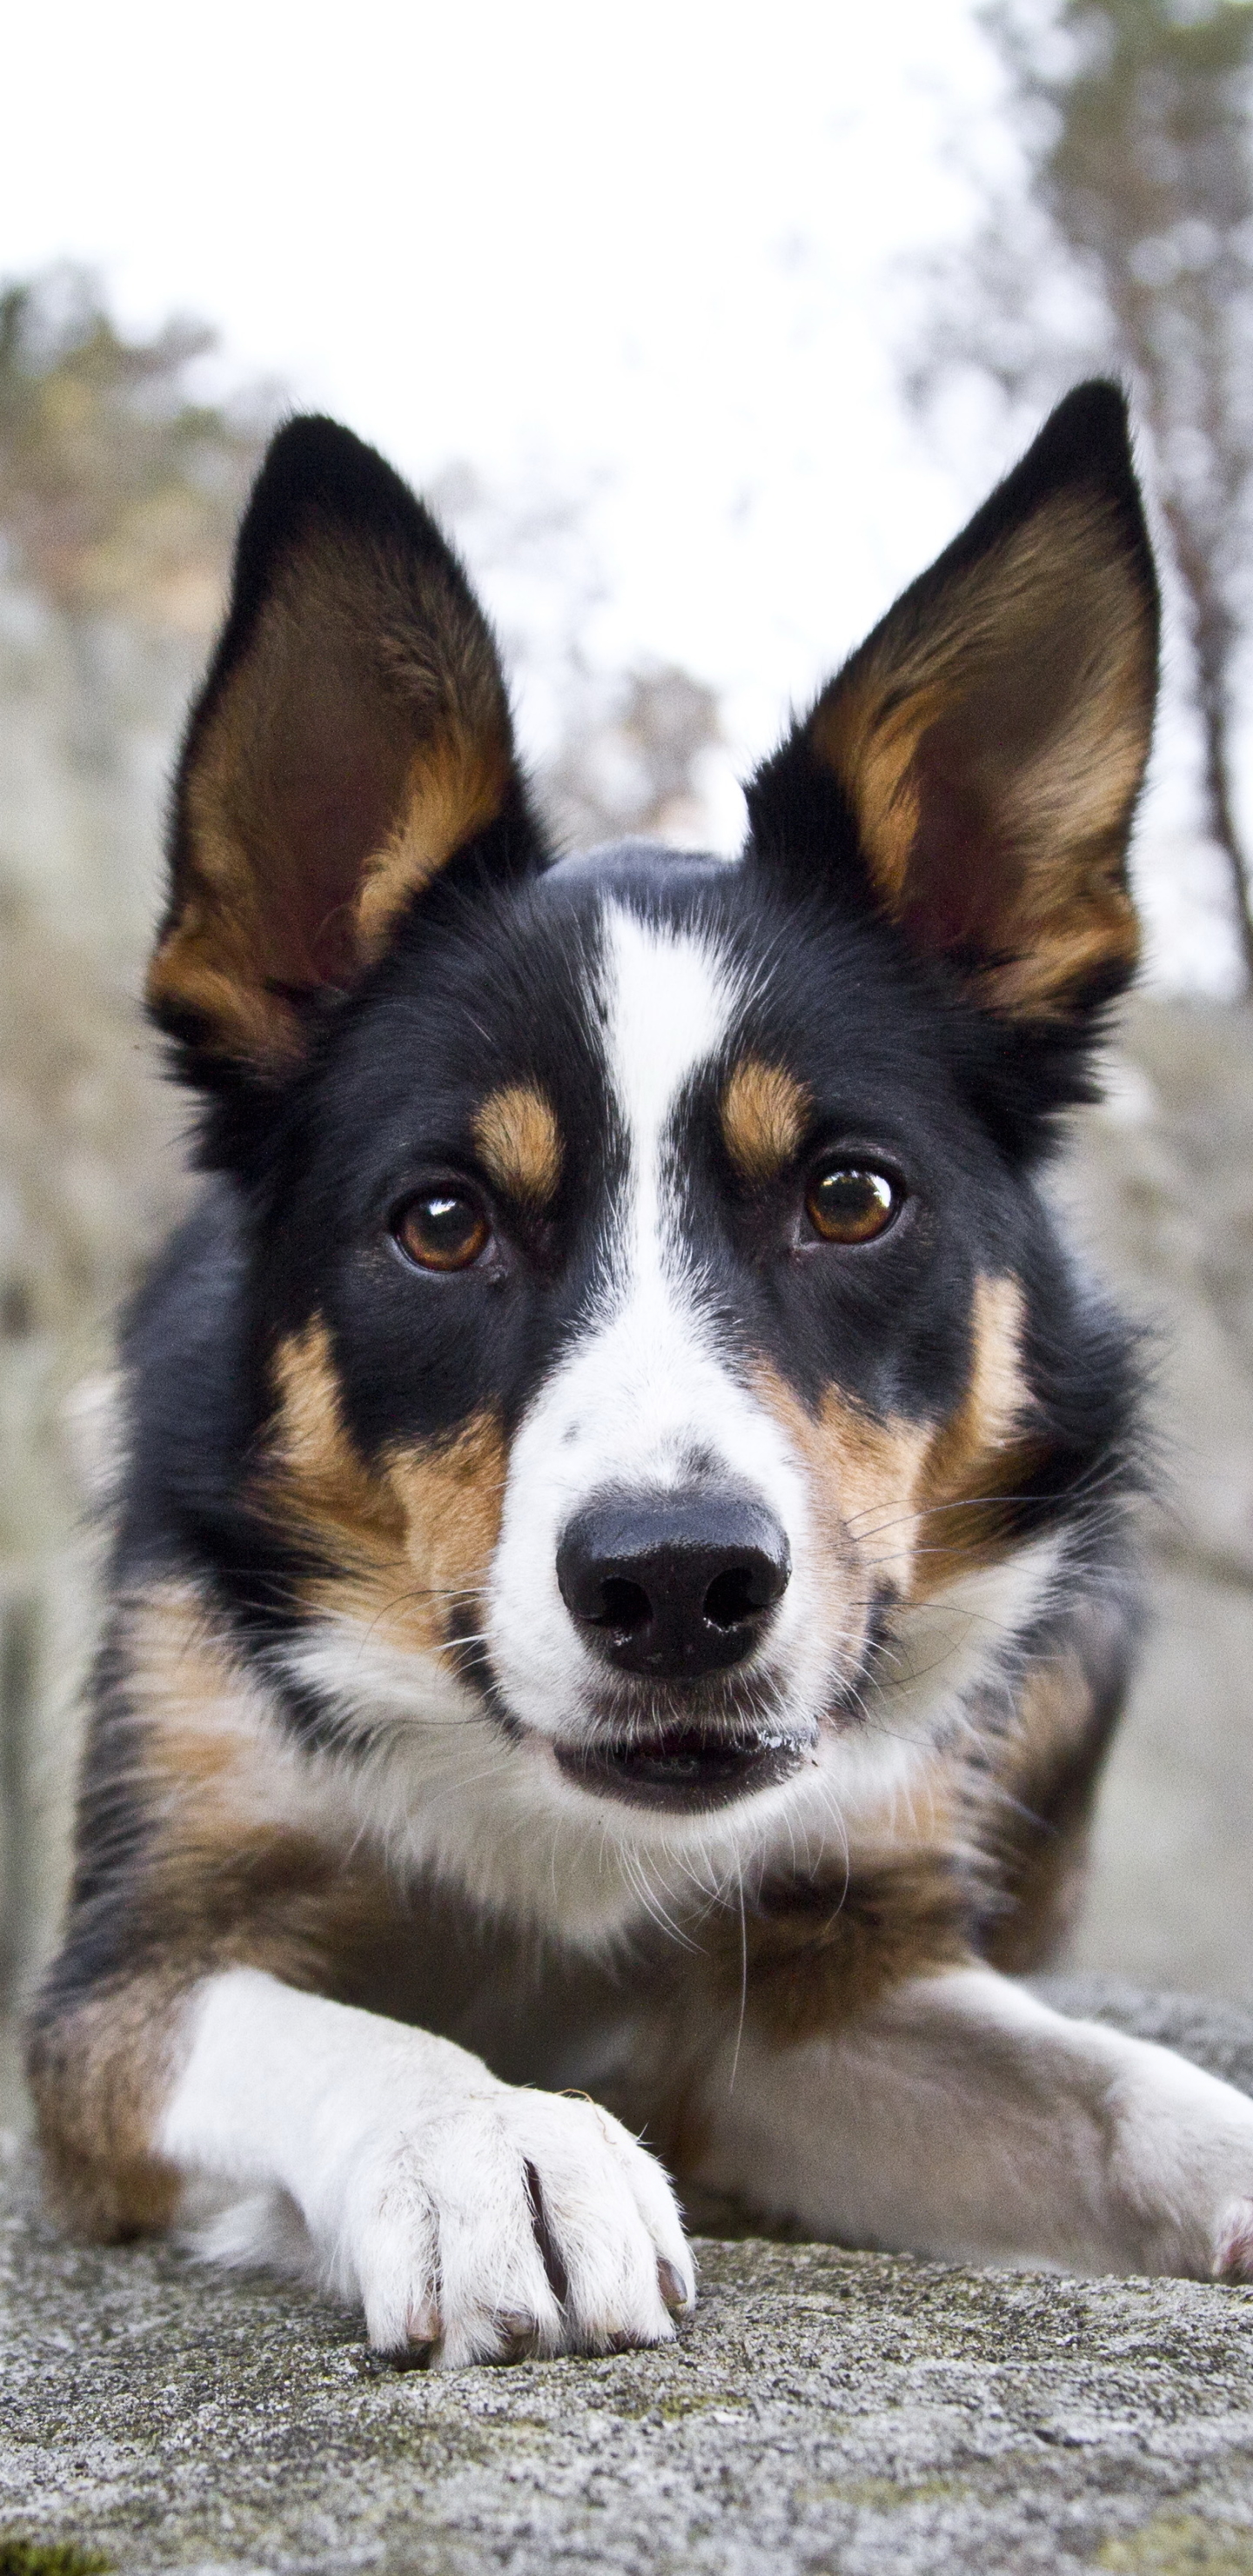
[
  {"xmin": 262, "ymin": 854, "xmax": 1040, "ymax": 1806},
  {"xmin": 146, "ymin": 391, "xmax": 1157, "ymax": 1915}
]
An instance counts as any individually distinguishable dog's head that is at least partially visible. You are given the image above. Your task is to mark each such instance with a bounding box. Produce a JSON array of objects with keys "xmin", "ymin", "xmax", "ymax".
[{"xmin": 147, "ymin": 389, "xmax": 1157, "ymax": 1916}]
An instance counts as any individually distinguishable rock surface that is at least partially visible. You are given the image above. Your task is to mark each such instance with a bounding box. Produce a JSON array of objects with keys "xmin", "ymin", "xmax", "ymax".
[{"xmin": 4, "ymin": 1984, "xmax": 1253, "ymax": 2576}]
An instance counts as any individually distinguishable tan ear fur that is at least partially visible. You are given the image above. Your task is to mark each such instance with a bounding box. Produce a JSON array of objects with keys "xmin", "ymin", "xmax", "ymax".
[
  {"xmin": 808, "ymin": 488, "xmax": 1155, "ymax": 1017},
  {"xmin": 745, "ymin": 387, "xmax": 1161, "ymax": 1024},
  {"xmin": 147, "ymin": 426, "xmax": 520, "ymax": 1077}
]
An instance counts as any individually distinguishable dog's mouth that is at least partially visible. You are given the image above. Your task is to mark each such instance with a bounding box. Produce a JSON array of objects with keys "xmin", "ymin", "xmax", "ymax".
[{"xmin": 553, "ymin": 1725, "xmax": 802, "ymax": 1810}]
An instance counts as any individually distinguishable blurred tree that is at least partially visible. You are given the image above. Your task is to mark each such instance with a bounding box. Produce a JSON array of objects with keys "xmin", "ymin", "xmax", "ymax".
[
  {"xmin": 544, "ymin": 665, "xmax": 722, "ymax": 851},
  {"xmin": 0, "ymin": 272, "xmax": 271, "ymax": 1535},
  {"xmin": 910, "ymin": 0, "xmax": 1253, "ymax": 978},
  {"xmin": 0, "ymin": 268, "xmax": 274, "ymax": 967},
  {"xmin": 0, "ymin": 265, "xmax": 265, "ymax": 628}
]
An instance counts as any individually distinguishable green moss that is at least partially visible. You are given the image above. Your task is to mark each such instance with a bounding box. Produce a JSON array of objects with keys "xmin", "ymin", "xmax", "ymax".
[
  {"xmin": 844, "ymin": 2474, "xmax": 967, "ymax": 2511},
  {"xmin": 0, "ymin": 2543, "xmax": 112, "ymax": 2576},
  {"xmin": 1096, "ymin": 2514, "xmax": 1253, "ymax": 2573},
  {"xmin": 797, "ymin": 2474, "xmax": 968, "ymax": 2513}
]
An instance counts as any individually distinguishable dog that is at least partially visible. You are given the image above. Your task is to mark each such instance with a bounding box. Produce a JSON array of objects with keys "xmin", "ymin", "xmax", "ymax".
[{"xmin": 28, "ymin": 380, "xmax": 1253, "ymax": 2369}]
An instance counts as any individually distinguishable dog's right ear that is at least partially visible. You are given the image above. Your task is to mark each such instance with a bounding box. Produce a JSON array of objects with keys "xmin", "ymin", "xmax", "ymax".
[{"xmin": 147, "ymin": 417, "xmax": 542, "ymax": 1085}]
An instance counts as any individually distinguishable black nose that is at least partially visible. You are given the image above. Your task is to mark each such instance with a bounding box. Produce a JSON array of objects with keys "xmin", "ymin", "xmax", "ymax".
[{"xmin": 556, "ymin": 1492, "xmax": 791, "ymax": 1680}]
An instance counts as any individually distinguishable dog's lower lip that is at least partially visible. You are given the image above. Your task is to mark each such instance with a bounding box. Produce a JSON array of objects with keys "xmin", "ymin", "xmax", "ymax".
[{"xmin": 553, "ymin": 1727, "xmax": 801, "ymax": 1810}]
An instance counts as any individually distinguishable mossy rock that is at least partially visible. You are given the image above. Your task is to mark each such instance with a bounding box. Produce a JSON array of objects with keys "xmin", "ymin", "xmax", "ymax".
[{"xmin": 0, "ymin": 2545, "xmax": 111, "ymax": 2576}]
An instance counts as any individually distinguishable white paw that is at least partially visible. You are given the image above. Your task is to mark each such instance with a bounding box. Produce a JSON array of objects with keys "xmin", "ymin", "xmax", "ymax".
[
  {"xmin": 162, "ymin": 1972, "xmax": 694, "ymax": 2366},
  {"xmin": 332, "ymin": 2082, "xmax": 694, "ymax": 2366},
  {"xmin": 1107, "ymin": 2044, "xmax": 1253, "ymax": 2282}
]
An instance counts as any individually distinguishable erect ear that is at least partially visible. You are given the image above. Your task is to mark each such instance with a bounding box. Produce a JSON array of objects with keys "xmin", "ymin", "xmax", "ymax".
[
  {"xmin": 746, "ymin": 382, "xmax": 1160, "ymax": 1021},
  {"xmin": 147, "ymin": 416, "xmax": 542, "ymax": 1080}
]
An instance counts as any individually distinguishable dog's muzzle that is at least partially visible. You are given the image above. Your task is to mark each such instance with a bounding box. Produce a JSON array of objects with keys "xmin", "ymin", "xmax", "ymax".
[{"xmin": 553, "ymin": 1488, "xmax": 798, "ymax": 1807}]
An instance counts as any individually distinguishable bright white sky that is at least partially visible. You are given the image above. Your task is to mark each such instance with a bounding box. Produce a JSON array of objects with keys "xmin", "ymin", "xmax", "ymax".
[{"xmin": 1, "ymin": 0, "xmax": 1243, "ymax": 984}]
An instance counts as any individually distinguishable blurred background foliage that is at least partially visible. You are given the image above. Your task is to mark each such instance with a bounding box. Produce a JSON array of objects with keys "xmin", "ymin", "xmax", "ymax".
[
  {"xmin": 0, "ymin": 273, "xmax": 263, "ymax": 625},
  {"xmin": 4, "ymin": 0, "xmax": 1253, "ymax": 2092},
  {"xmin": 0, "ymin": 277, "xmax": 259, "ymax": 1545}
]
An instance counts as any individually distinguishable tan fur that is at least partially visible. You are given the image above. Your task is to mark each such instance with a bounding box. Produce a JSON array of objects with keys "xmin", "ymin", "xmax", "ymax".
[
  {"xmin": 473, "ymin": 1083, "xmax": 564, "ymax": 1205},
  {"xmin": 356, "ymin": 733, "xmax": 513, "ymax": 959},
  {"xmin": 913, "ymin": 1276, "xmax": 1034, "ymax": 1596},
  {"xmin": 261, "ymin": 1317, "xmax": 506, "ymax": 1658},
  {"xmin": 809, "ymin": 495, "xmax": 1153, "ymax": 1016},
  {"xmin": 86, "ymin": 1585, "xmax": 405, "ymax": 1989},
  {"xmin": 752, "ymin": 1357, "xmax": 928, "ymax": 1611},
  {"xmin": 735, "ymin": 1851, "xmax": 974, "ymax": 2048},
  {"xmin": 119, "ymin": 1580, "xmax": 341, "ymax": 1828},
  {"xmin": 148, "ymin": 532, "xmax": 513, "ymax": 1071},
  {"xmin": 30, "ymin": 1578, "xmax": 419, "ymax": 2238},
  {"xmin": 382, "ymin": 1423, "xmax": 507, "ymax": 1653},
  {"xmin": 146, "ymin": 882, "xmax": 290, "ymax": 1075},
  {"xmin": 755, "ymin": 1277, "xmax": 1029, "ymax": 1605},
  {"xmin": 28, "ymin": 1976, "xmax": 185, "ymax": 2240},
  {"xmin": 720, "ymin": 1057, "xmax": 809, "ymax": 1181},
  {"xmin": 980, "ymin": 1639, "xmax": 1124, "ymax": 1974},
  {"xmin": 263, "ymin": 1317, "xmax": 407, "ymax": 1570}
]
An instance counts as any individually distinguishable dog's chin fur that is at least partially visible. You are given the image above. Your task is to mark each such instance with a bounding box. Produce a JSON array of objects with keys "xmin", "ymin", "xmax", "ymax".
[{"xmin": 37, "ymin": 391, "xmax": 1253, "ymax": 2369}]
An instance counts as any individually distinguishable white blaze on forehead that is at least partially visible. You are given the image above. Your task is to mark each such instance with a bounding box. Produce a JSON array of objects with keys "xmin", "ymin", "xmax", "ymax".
[
  {"xmin": 485, "ymin": 896, "xmax": 834, "ymax": 1752},
  {"xmin": 602, "ymin": 899, "xmax": 739, "ymax": 1293}
]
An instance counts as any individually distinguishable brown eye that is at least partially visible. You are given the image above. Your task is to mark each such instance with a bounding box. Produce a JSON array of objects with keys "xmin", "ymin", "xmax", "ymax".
[
  {"xmin": 805, "ymin": 1164, "xmax": 900, "ymax": 1245},
  {"xmin": 393, "ymin": 1191, "xmax": 491, "ymax": 1272}
]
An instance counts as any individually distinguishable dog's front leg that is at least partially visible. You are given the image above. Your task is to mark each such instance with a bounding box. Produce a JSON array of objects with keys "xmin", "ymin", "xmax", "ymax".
[
  {"xmin": 156, "ymin": 1966, "xmax": 694, "ymax": 2362},
  {"xmin": 687, "ymin": 1965, "xmax": 1253, "ymax": 2281},
  {"xmin": 34, "ymin": 1963, "xmax": 692, "ymax": 2365}
]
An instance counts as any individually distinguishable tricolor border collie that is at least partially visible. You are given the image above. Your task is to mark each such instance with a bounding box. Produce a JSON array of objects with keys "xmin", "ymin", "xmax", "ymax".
[{"xmin": 30, "ymin": 383, "xmax": 1253, "ymax": 2367}]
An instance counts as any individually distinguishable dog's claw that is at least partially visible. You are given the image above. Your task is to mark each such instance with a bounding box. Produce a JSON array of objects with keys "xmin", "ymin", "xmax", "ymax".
[{"xmin": 657, "ymin": 2256, "xmax": 691, "ymax": 2314}]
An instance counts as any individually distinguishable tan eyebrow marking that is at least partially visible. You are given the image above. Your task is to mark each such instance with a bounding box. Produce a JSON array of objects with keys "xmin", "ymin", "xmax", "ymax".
[
  {"xmin": 720, "ymin": 1057, "xmax": 809, "ymax": 1181},
  {"xmin": 472, "ymin": 1082, "xmax": 563, "ymax": 1206}
]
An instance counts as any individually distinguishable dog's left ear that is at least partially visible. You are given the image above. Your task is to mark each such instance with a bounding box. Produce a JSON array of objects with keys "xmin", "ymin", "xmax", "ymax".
[
  {"xmin": 148, "ymin": 416, "xmax": 542, "ymax": 1083},
  {"xmin": 746, "ymin": 382, "xmax": 1159, "ymax": 1021}
]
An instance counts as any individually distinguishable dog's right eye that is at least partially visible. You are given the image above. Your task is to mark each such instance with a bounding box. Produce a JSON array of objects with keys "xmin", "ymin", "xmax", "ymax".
[{"xmin": 392, "ymin": 1191, "xmax": 492, "ymax": 1272}]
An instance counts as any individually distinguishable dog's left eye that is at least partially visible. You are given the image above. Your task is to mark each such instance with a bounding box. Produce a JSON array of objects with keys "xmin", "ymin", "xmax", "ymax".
[
  {"xmin": 805, "ymin": 1163, "xmax": 901, "ymax": 1245},
  {"xmin": 392, "ymin": 1191, "xmax": 492, "ymax": 1272}
]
